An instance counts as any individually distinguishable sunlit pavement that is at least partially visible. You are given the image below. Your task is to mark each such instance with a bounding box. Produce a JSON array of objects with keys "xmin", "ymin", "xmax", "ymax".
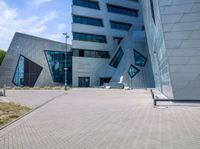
[{"xmin": 0, "ymin": 88, "xmax": 200, "ymax": 149}]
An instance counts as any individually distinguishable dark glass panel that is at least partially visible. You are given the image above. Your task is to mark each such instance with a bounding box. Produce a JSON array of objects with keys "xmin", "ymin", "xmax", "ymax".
[
  {"xmin": 128, "ymin": 65, "xmax": 140, "ymax": 78},
  {"xmin": 73, "ymin": 32, "xmax": 107, "ymax": 43},
  {"xmin": 45, "ymin": 51, "xmax": 72, "ymax": 85},
  {"xmin": 72, "ymin": 49, "xmax": 110, "ymax": 59},
  {"xmin": 110, "ymin": 21, "xmax": 132, "ymax": 30},
  {"xmin": 73, "ymin": 15, "xmax": 103, "ymax": 27},
  {"xmin": 100, "ymin": 77, "xmax": 112, "ymax": 86},
  {"xmin": 134, "ymin": 50, "xmax": 147, "ymax": 67},
  {"xmin": 150, "ymin": 0, "xmax": 155, "ymax": 23},
  {"xmin": 107, "ymin": 4, "xmax": 138, "ymax": 17},
  {"xmin": 13, "ymin": 55, "xmax": 43, "ymax": 87},
  {"xmin": 73, "ymin": 0, "xmax": 100, "ymax": 10},
  {"xmin": 109, "ymin": 47, "xmax": 124, "ymax": 68}
]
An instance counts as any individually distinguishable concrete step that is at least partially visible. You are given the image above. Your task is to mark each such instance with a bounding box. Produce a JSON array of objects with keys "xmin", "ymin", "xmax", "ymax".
[{"xmin": 104, "ymin": 82, "xmax": 124, "ymax": 89}]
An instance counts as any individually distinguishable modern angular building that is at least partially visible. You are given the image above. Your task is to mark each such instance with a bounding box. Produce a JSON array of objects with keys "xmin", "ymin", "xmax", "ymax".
[
  {"xmin": 1, "ymin": 0, "xmax": 200, "ymax": 99},
  {"xmin": 72, "ymin": 0, "xmax": 155, "ymax": 88},
  {"xmin": 0, "ymin": 33, "xmax": 72, "ymax": 87}
]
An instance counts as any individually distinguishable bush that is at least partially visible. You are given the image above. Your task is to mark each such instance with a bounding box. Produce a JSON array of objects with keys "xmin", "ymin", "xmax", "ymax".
[{"xmin": 0, "ymin": 49, "xmax": 6, "ymax": 65}]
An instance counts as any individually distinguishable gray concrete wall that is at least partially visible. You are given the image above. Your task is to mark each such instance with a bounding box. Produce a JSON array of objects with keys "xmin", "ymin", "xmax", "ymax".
[
  {"xmin": 72, "ymin": 57, "xmax": 109, "ymax": 87},
  {"xmin": 141, "ymin": 0, "xmax": 173, "ymax": 98},
  {"xmin": 142, "ymin": 0, "xmax": 200, "ymax": 99},
  {"xmin": 0, "ymin": 32, "xmax": 69, "ymax": 87},
  {"xmin": 159, "ymin": 0, "xmax": 200, "ymax": 99}
]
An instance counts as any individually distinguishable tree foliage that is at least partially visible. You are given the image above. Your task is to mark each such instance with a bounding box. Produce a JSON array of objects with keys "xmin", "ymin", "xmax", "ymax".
[{"xmin": 0, "ymin": 49, "xmax": 6, "ymax": 65}]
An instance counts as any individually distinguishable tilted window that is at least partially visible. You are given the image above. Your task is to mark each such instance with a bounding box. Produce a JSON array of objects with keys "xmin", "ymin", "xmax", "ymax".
[
  {"xmin": 45, "ymin": 51, "xmax": 72, "ymax": 85},
  {"xmin": 128, "ymin": 65, "xmax": 140, "ymax": 78},
  {"xmin": 109, "ymin": 47, "xmax": 124, "ymax": 68},
  {"xmin": 13, "ymin": 55, "xmax": 43, "ymax": 87},
  {"xmin": 110, "ymin": 21, "xmax": 132, "ymax": 31},
  {"xmin": 134, "ymin": 50, "xmax": 147, "ymax": 67}
]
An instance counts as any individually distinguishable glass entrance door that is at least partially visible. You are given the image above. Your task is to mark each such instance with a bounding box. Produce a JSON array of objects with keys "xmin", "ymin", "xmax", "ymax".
[{"xmin": 78, "ymin": 77, "xmax": 90, "ymax": 87}]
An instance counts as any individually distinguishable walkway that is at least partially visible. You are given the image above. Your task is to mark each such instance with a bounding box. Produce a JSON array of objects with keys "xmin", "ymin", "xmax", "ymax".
[{"xmin": 0, "ymin": 88, "xmax": 200, "ymax": 149}]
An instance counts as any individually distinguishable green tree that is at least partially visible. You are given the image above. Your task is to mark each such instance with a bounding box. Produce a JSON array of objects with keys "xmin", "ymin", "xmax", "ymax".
[{"xmin": 0, "ymin": 49, "xmax": 6, "ymax": 65}]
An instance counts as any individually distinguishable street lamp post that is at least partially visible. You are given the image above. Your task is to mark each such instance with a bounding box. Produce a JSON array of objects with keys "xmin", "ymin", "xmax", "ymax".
[{"xmin": 63, "ymin": 33, "xmax": 70, "ymax": 91}]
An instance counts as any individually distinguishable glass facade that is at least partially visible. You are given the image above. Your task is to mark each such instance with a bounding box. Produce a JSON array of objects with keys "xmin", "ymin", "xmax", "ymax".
[
  {"xmin": 13, "ymin": 55, "xmax": 43, "ymax": 87},
  {"xmin": 109, "ymin": 47, "xmax": 124, "ymax": 68},
  {"xmin": 128, "ymin": 65, "xmax": 140, "ymax": 78},
  {"xmin": 107, "ymin": 4, "xmax": 138, "ymax": 17},
  {"xmin": 73, "ymin": 15, "xmax": 103, "ymax": 27},
  {"xmin": 134, "ymin": 50, "xmax": 147, "ymax": 67},
  {"xmin": 73, "ymin": 0, "xmax": 100, "ymax": 10},
  {"xmin": 73, "ymin": 32, "xmax": 107, "ymax": 43},
  {"xmin": 73, "ymin": 49, "xmax": 110, "ymax": 59},
  {"xmin": 45, "ymin": 51, "xmax": 72, "ymax": 85},
  {"xmin": 110, "ymin": 21, "xmax": 132, "ymax": 30}
]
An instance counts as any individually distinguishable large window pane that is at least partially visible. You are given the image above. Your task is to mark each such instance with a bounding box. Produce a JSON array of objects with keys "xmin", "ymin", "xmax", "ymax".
[
  {"xmin": 134, "ymin": 50, "xmax": 147, "ymax": 67},
  {"xmin": 109, "ymin": 47, "xmax": 124, "ymax": 68},
  {"xmin": 73, "ymin": 0, "xmax": 100, "ymax": 10},
  {"xmin": 110, "ymin": 21, "xmax": 132, "ymax": 30},
  {"xmin": 72, "ymin": 49, "xmax": 110, "ymax": 59},
  {"xmin": 45, "ymin": 51, "xmax": 72, "ymax": 85},
  {"xmin": 107, "ymin": 4, "xmax": 138, "ymax": 17},
  {"xmin": 13, "ymin": 55, "xmax": 43, "ymax": 87},
  {"xmin": 128, "ymin": 65, "xmax": 140, "ymax": 78},
  {"xmin": 73, "ymin": 15, "xmax": 103, "ymax": 27},
  {"xmin": 73, "ymin": 32, "xmax": 107, "ymax": 43}
]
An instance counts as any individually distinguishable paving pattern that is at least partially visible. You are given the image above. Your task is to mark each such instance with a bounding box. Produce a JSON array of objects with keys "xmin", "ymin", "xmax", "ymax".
[
  {"xmin": 0, "ymin": 90, "xmax": 65, "ymax": 108},
  {"xmin": 1, "ymin": 88, "xmax": 200, "ymax": 149}
]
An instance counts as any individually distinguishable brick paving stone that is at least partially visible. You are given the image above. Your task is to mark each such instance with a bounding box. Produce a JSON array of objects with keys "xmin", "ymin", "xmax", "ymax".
[{"xmin": 0, "ymin": 88, "xmax": 200, "ymax": 149}]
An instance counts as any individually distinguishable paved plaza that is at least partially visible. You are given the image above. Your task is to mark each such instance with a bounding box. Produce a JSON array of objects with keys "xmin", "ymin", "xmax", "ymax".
[
  {"xmin": 0, "ymin": 88, "xmax": 200, "ymax": 149},
  {"xmin": 0, "ymin": 90, "xmax": 65, "ymax": 108}
]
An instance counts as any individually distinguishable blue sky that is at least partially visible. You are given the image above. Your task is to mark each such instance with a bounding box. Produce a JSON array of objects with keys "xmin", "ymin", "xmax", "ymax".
[{"xmin": 0, "ymin": 0, "xmax": 72, "ymax": 51}]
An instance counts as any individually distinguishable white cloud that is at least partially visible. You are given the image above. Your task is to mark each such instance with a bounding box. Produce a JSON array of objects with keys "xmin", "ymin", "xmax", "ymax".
[
  {"xmin": 47, "ymin": 23, "xmax": 67, "ymax": 42},
  {"xmin": 29, "ymin": 0, "xmax": 53, "ymax": 7},
  {"xmin": 0, "ymin": 0, "xmax": 59, "ymax": 50}
]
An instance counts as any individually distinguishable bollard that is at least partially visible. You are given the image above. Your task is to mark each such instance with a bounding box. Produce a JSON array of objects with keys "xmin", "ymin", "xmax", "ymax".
[
  {"xmin": 3, "ymin": 84, "xmax": 6, "ymax": 96},
  {"xmin": 150, "ymin": 89, "xmax": 154, "ymax": 99},
  {"xmin": 153, "ymin": 99, "xmax": 157, "ymax": 107}
]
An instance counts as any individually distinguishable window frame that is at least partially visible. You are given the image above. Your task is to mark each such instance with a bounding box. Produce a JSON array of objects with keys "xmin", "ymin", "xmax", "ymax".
[
  {"xmin": 110, "ymin": 20, "xmax": 132, "ymax": 31},
  {"xmin": 73, "ymin": 0, "xmax": 100, "ymax": 10},
  {"xmin": 73, "ymin": 32, "xmax": 107, "ymax": 43},
  {"xmin": 128, "ymin": 64, "xmax": 140, "ymax": 78},
  {"xmin": 12, "ymin": 55, "xmax": 43, "ymax": 87},
  {"xmin": 109, "ymin": 47, "xmax": 124, "ymax": 68},
  {"xmin": 73, "ymin": 15, "xmax": 104, "ymax": 27},
  {"xmin": 107, "ymin": 3, "xmax": 138, "ymax": 17},
  {"xmin": 134, "ymin": 49, "xmax": 147, "ymax": 67}
]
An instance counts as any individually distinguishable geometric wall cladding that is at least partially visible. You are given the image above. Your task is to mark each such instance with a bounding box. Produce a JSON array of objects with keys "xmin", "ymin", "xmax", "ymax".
[
  {"xmin": 134, "ymin": 49, "xmax": 147, "ymax": 67},
  {"xmin": 128, "ymin": 64, "xmax": 140, "ymax": 78},
  {"xmin": 12, "ymin": 55, "xmax": 43, "ymax": 87}
]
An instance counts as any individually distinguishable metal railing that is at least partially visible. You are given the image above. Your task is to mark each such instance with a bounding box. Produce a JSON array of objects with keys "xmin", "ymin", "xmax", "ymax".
[{"xmin": 150, "ymin": 89, "xmax": 200, "ymax": 107}]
